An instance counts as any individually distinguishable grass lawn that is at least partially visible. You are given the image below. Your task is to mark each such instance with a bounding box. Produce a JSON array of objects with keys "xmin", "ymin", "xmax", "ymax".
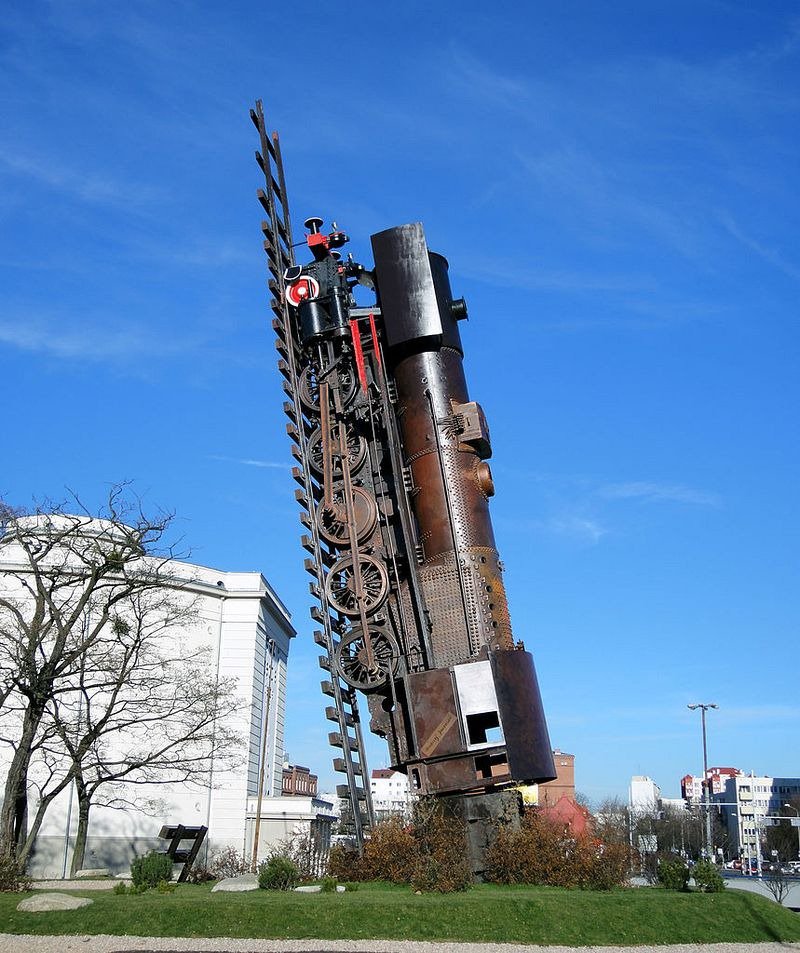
[{"xmin": 1, "ymin": 882, "xmax": 799, "ymax": 946}]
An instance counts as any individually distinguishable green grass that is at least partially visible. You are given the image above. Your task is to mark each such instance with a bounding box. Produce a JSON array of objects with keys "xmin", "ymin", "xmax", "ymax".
[{"xmin": 1, "ymin": 882, "xmax": 798, "ymax": 946}]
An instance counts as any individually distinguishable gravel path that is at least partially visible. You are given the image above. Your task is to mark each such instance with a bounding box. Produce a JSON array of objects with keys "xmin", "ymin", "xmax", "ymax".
[{"xmin": 1, "ymin": 939, "xmax": 799, "ymax": 953}]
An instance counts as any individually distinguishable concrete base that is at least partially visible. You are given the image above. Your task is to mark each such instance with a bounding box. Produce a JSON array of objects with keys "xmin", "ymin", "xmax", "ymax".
[{"xmin": 444, "ymin": 788, "xmax": 524, "ymax": 882}]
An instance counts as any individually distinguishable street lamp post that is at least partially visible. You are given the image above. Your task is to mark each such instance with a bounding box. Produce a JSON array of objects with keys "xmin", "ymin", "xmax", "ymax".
[
  {"xmin": 785, "ymin": 803, "xmax": 800, "ymax": 861},
  {"xmin": 688, "ymin": 703, "xmax": 718, "ymax": 860}
]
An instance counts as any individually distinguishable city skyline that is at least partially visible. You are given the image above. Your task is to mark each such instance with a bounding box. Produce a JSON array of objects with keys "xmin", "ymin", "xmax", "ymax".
[{"xmin": 1, "ymin": 1, "xmax": 798, "ymax": 802}]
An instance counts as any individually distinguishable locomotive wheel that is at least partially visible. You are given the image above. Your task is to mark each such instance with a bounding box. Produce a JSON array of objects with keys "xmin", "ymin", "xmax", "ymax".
[
  {"xmin": 335, "ymin": 624, "xmax": 399, "ymax": 692},
  {"xmin": 307, "ymin": 425, "xmax": 367, "ymax": 479},
  {"xmin": 325, "ymin": 554, "xmax": 389, "ymax": 617},
  {"xmin": 299, "ymin": 363, "xmax": 357, "ymax": 413},
  {"xmin": 316, "ymin": 484, "xmax": 377, "ymax": 547}
]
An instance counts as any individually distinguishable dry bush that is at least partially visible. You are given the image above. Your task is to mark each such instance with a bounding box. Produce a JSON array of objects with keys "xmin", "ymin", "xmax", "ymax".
[
  {"xmin": 327, "ymin": 843, "xmax": 362, "ymax": 882},
  {"xmin": 410, "ymin": 802, "xmax": 470, "ymax": 893},
  {"xmin": 360, "ymin": 816, "xmax": 419, "ymax": 883},
  {"xmin": 485, "ymin": 809, "xmax": 628, "ymax": 890},
  {"xmin": 270, "ymin": 829, "xmax": 328, "ymax": 881},
  {"xmin": 209, "ymin": 845, "xmax": 249, "ymax": 879},
  {"xmin": 327, "ymin": 803, "xmax": 470, "ymax": 892}
]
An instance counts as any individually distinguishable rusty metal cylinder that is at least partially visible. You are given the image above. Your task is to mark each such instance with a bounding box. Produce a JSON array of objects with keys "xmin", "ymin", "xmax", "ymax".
[{"xmin": 372, "ymin": 224, "xmax": 513, "ymax": 666}]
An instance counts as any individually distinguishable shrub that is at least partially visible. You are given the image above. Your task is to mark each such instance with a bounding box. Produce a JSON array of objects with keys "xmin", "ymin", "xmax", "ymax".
[
  {"xmin": 258, "ymin": 855, "xmax": 300, "ymax": 890},
  {"xmin": 156, "ymin": 879, "xmax": 176, "ymax": 893},
  {"xmin": 0, "ymin": 856, "xmax": 31, "ymax": 893},
  {"xmin": 658, "ymin": 857, "xmax": 690, "ymax": 891},
  {"xmin": 208, "ymin": 845, "xmax": 249, "ymax": 880},
  {"xmin": 130, "ymin": 851, "xmax": 174, "ymax": 888},
  {"xmin": 184, "ymin": 862, "xmax": 216, "ymax": 884},
  {"xmin": 328, "ymin": 844, "xmax": 362, "ymax": 882},
  {"xmin": 327, "ymin": 804, "xmax": 470, "ymax": 893},
  {"xmin": 410, "ymin": 802, "xmax": 470, "ymax": 893},
  {"xmin": 112, "ymin": 881, "xmax": 128, "ymax": 895},
  {"xmin": 273, "ymin": 829, "xmax": 328, "ymax": 880},
  {"xmin": 319, "ymin": 875, "xmax": 337, "ymax": 893},
  {"xmin": 360, "ymin": 816, "xmax": 420, "ymax": 884},
  {"xmin": 484, "ymin": 809, "xmax": 629, "ymax": 890},
  {"xmin": 692, "ymin": 860, "xmax": 725, "ymax": 893}
]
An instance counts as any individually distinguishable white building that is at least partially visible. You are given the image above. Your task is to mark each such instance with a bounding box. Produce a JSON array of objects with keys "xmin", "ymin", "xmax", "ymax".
[
  {"xmin": 0, "ymin": 516, "xmax": 298, "ymax": 877},
  {"xmin": 629, "ymin": 775, "xmax": 661, "ymax": 815},
  {"xmin": 370, "ymin": 768, "xmax": 413, "ymax": 821},
  {"xmin": 714, "ymin": 774, "xmax": 800, "ymax": 857}
]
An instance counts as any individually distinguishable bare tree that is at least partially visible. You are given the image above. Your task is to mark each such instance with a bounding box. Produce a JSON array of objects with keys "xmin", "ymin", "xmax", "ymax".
[
  {"xmin": 765, "ymin": 797, "xmax": 800, "ymax": 864},
  {"xmin": 763, "ymin": 865, "xmax": 791, "ymax": 905},
  {"xmin": 0, "ymin": 487, "xmax": 240, "ymax": 864}
]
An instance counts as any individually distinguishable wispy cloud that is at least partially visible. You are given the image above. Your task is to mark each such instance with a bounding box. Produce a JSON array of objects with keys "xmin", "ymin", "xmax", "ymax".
[
  {"xmin": 0, "ymin": 316, "xmax": 181, "ymax": 360},
  {"xmin": 716, "ymin": 704, "xmax": 800, "ymax": 724},
  {"xmin": 597, "ymin": 482, "xmax": 721, "ymax": 507},
  {"xmin": 718, "ymin": 211, "xmax": 800, "ymax": 283},
  {"xmin": 0, "ymin": 148, "xmax": 162, "ymax": 212},
  {"xmin": 461, "ymin": 255, "xmax": 656, "ymax": 295},
  {"xmin": 208, "ymin": 455, "xmax": 290, "ymax": 471},
  {"xmin": 546, "ymin": 514, "xmax": 608, "ymax": 545}
]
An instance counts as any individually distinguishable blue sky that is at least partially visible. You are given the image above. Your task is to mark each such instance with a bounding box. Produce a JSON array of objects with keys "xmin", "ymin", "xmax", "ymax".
[{"xmin": 1, "ymin": 1, "xmax": 798, "ymax": 803}]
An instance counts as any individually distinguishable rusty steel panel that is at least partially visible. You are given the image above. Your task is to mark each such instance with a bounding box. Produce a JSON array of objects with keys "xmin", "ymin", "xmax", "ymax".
[
  {"xmin": 406, "ymin": 669, "xmax": 463, "ymax": 760},
  {"xmin": 492, "ymin": 648, "xmax": 554, "ymax": 783}
]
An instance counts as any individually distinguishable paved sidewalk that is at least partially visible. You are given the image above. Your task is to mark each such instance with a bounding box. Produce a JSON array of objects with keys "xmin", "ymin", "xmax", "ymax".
[{"xmin": 1, "ymin": 939, "xmax": 799, "ymax": 953}]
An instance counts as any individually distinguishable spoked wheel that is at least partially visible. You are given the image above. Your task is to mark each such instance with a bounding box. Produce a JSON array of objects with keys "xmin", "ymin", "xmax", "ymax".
[
  {"xmin": 335, "ymin": 624, "xmax": 399, "ymax": 692},
  {"xmin": 307, "ymin": 425, "xmax": 367, "ymax": 479},
  {"xmin": 300, "ymin": 363, "xmax": 357, "ymax": 413},
  {"xmin": 316, "ymin": 484, "xmax": 377, "ymax": 547},
  {"xmin": 325, "ymin": 554, "xmax": 389, "ymax": 617}
]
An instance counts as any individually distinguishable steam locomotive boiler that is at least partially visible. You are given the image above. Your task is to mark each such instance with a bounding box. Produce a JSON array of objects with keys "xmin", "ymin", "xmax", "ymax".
[{"xmin": 251, "ymin": 101, "xmax": 555, "ymax": 854}]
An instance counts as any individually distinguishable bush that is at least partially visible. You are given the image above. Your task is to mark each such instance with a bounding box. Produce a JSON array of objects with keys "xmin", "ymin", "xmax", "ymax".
[
  {"xmin": 319, "ymin": 875, "xmax": 337, "ymax": 893},
  {"xmin": 658, "ymin": 857, "xmax": 690, "ymax": 891},
  {"xmin": 693, "ymin": 860, "xmax": 725, "ymax": 893},
  {"xmin": 184, "ymin": 862, "xmax": 216, "ymax": 884},
  {"xmin": 209, "ymin": 845, "xmax": 249, "ymax": 879},
  {"xmin": 0, "ymin": 856, "xmax": 31, "ymax": 892},
  {"xmin": 410, "ymin": 802, "xmax": 470, "ymax": 893},
  {"xmin": 156, "ymin": 879, "xmax": 176, "ymax": 893},
  {"xmin": 130, "ymin": 851, "xmax": 174, "ymax": 888},
  {"xmin": 258, "ymin": 855, "xmax": 300, "ymax": 890},
  {"xmin": 484, "ymin": 809, "xmax": 629, "ymax": 890},
  {"xmin": 328, "ymin": 844, "xmax": 361, "ymax": 882},
  {"xmin": 112, "ymin": 881, "xmax": 127, "ymax": 895},
  {"xmin": 328, "ymin": 803, "xmax": 470, "ymax": 893},
  {"xmin": 361, "ymin": 817, "xmax": 420, "ymax": 884}
]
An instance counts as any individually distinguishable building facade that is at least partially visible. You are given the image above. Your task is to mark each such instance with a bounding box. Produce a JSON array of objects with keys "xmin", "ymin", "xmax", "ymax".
[
  {"xmin": 681, "ymin": 767, "xmax": 740, "ymax": 803},
  {"xmin": 0, "ymin": 519, "xmax": 295, "ymax": 877},
  {"xmin": 370, "ymin": 769, "xmax": 413, "ymax": 821},
  {"xmin": 538, "ymin": 750, "xmax": 575, "ymax": 806},
  {"xmin": 283, "ymin": 764, "xmax": 318, "ymax": 797},
  {"xmin": 629, "ymin": 776, "xmax": 661, "ymax": 815},
  {"xmin": 713, "ymin": 774, "xmax": 800, "ymax": 857}
]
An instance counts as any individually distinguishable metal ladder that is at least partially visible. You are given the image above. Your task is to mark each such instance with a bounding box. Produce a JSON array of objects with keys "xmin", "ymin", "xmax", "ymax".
[{"xmin": 250, "ymin": 100, "xmax": 374, "ymax": 847}]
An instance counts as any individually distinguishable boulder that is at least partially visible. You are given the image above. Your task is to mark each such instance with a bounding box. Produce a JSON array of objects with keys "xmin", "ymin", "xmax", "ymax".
[
  {"xmin": 294, "ymin": 884, "xmax": 346, "ymax": 893},
  {"xmin": 211, "ymin": 872, "xmax": 259, "ymax": 892},
  {"xmin": 17, "ymin": 893, "xmax": 93, "ymax": 912}
]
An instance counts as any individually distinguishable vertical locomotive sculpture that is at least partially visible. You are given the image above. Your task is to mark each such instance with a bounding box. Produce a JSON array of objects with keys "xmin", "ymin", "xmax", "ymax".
[{"xmin": 251, "ymin": 101, "xmax": 555, "ymax": 856}]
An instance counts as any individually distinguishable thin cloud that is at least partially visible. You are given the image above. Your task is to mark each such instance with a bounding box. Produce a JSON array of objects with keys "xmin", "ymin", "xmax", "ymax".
[
  {"xmin": 598, "ymin": 482, "xmax": 721, "ymax": 507},
  {"xmin": 718, "ymin": 211, "xmax": 800, "ymax": 283},
  {"xmin": 0, "ymin": 147, "xmax": 162, "ymax": 211},
  {"xmin": 208, "ymin": 455, "xmax": 290, "ymax": 471},
  {"xmin": 0, "ymin": 317, "xmax": 177, "ymax": 360},
  {"xmin": 716, "ymin": 704, "xmax": 800, "ymax": 723},
  {"xmin": 546, "ymin": 515, "xmax": 608, "ymax": 545}
]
